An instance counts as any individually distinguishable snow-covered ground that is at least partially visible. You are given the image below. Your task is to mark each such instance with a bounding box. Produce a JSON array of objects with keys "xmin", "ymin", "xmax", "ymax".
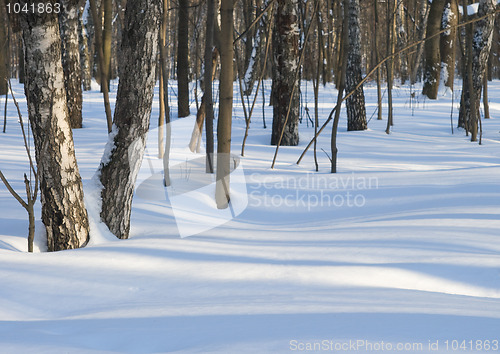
[{"xmin": 1, "ymin": 79, "xmax": 499, "ymax": 353}]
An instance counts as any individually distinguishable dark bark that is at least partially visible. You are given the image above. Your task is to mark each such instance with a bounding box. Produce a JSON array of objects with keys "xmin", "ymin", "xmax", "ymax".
[
  {"xmin": 9, "ymin": 0, "xmax": 90, "ymax": 251},
  {"xmin": 215, "ymin": 0, "xmax": 234, "ymax": 209},
  {"xmin": 99, "ymin": 0, "xmax": 161, "ymax": 239},
  {"xmin": 60, "ymin": 0, "xmax": 85, "ymax": 128},
  {"xmin": 177, "ymin": 0, "xmax": 190, "ymax": 117},
  {"xmin": 205, "ymin": 0, "xmax": 215, "ymax": 173},
  {"xmin": 345, "ymin": 0, "xmax": 367, "ymax": 132},
  {"xmin": 440, "ymin": 0, "xmax": 459, "ymax": 89},
  {"xmin": 422, "ymin": 0, "xmax": 447, "ymax": 99},
  {"xmin": 458, "ymin": 0, "xmax": 496, "ymax": 141},
  {"xmin": 271, "ymin": 0, "xmax": 300, "ymax": 146}
]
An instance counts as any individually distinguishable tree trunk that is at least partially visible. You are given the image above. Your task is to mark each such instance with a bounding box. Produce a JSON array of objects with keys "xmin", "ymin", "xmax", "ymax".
[
  {"xmin": 459, "ymin": 0, "xmax": 496, "ymax": 141},
  {"xmin": 102, "ymin": 0, "xmax": 112, "ymax": 91},
  {"xmin": 177, "ymin": 0, "xmax": 191, "ymax": 118},
  {"xmin": 386, "ymin": 0, "xmax": 396, "ymax": 134},
  {"xmin": 0, "ymin": 0, "xmax": 7, "ymax": 96},
  {"xmin": 331, "ymin": 1, "xmax": 348, "ymax": 174},
  {"xmin": 99, "ymin": 0, "xmax": 161, "ymax": 239},
  {"xmin": 395, "ymin": 0, "xmax": 408, "ymax": 84},
  {"xmin": 215, "ymin": 0, "xmax": 234, "ymax": 209},
  {"xmin": 345, "ymin": 0, "xmax": 367, "ymax": 132},
  {"xmin": 422, "ymin": 0, "xmax": 447, "ymax": 99},
  {"xmin": 10, "ymin": 2, "xmax": 90, "ymax": 251},
  {"xmin": 271, "ymin": 0, "xmax": 300, "ymax": 146},
  {"xmin": 483, "ymin": 70, "xmax": 490, "ymax": 119},
  {"xmin": 374, "ymin": 0, "xmax": 382, "ymax": 120},
  {"xmin": 440, "ymin": 0, "xmax": 459, "ymax": 89},
  {"xmin": 205, "ymin": 0, "xmax": 216, "ymax": 173},
  {"xmin": 60, "ymin": 0, "xmax": 85, "ymax": 128},
  {"xmin": 79, "ymin": 2, "xmax": 92, "ymax": 91}
]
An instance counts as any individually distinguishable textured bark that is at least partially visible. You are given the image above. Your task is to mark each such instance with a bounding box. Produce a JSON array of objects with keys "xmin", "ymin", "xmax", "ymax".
[
  {"xmin": 385, "ymin": 0, "xmax": 396, "ymax": 134},
  {"xmin": 422, "ymin": 0, "xmax": 447, "ymax": 99},
  {"xmin": 99, "ymin": 0, "xmax": 160, "ymax": 239},
  {"xmin": 243, "ymin": 0, "xmax": 265, "ymax": 96},
  {"xmin": 271, "ymin": 0, "xmax": 300, "ymax": 146},
  {"xmin": 345, "ymin": 0, "xmax": 367, "ymax": 132},
  {"xmin": 440, "ymin": 0, "xmax": 459, "ymax": 89},
  {"xmin": 177, "ymin": 0, "xmax": 190, "ymax": 118},
  {"xmin": 458, "ymin": 0, "xmax": 496, "ymax": 141},
  {"xmin": 215, "ymin": 0, "xmax": 234, "ymax": 209},
  {"xmin": 395, "ymin": 0, "xmax": 408, "ymax": 83},
  {"xmin": 10, "ymin": 1, "xmax": 90, "ymax": 251},
  {"xmin": 60, "ymin": 0, "xmax": 85, "ymax": 128},
  {"xmin": 0, "ymin": 0, "xmax": 7, "ymax": 95}
]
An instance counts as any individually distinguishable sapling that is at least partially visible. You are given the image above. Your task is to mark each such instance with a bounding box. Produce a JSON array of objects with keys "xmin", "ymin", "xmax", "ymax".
[{"xmin": 0, "ymin": 80, "xmax": 38, "ymax": 252}]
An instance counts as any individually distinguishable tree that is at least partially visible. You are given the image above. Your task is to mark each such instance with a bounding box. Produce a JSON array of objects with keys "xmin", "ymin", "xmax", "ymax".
[
  {"xmin": 0, "ymin": 0, "xmax": 7, "ymax": 96},
  {"xmin": 422, "ymin": 0, "xmax": 447, "ymax": 99},
  {"xmin": 345, "ymin": 0, "xmax": 367, "ymax": 132},
  {"xmin": 177, "ymin": 0, "xmax": 191, "ymax": 118},
  {"xmin": 215, "ymin": 0, "xmax": 234, "ymax": 209},
  {"xmin": 102, "ymin": 0, "xmax": 112, "ymax": 91},
  {"xmin": 440, "ymin": 0, "xmax": 459, "ymax": 89},
  {"xmin": 98, "ymin": 0, "xmax": 161, "ymax": 239},
  {"xmin": 59, "ymin": 0, "xmax": 86, "ymax": 128},
  {"xmin": 271, "ymin": 0, "xmax": 300, "ymax": 146},
  {"xmin": 458, "ymin": 0, "xmax": 496, "ymax": 141},
  {"xmin": 8, "ymin": 0, "xmax": 90, "ymax": 251}
]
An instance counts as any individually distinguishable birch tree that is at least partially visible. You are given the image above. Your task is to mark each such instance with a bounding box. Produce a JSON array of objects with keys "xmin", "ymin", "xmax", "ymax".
[
  {"xmin": 98, "ymin": 0, "xmax": 161, "ymax": 239},
  {"xmin": 345, "ymin": 0, "xmax": 367, "ymax": 132},
  {"xmin": 422, "ymin": 0, "xmax": 447, "ymax": 99},
  {"xmin": 59, "ymin": 0, "xmax": 86, "ymax": 128},
  {"xmin": 271, "ymin": 0, "xmax": 300, "ymax": 146},
  {"xmin": 8, "ymin": 0, "xmax": 90, "ymax": 251}
]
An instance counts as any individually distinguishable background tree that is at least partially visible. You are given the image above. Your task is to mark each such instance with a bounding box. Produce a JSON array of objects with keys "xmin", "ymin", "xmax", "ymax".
[
  {"xmin": 271, "ymin": 0, "xmax": 300, "ymax": 147},
  {"xmin": 98, "ymin": 0, "xmax": 161, "ymax": 239},
  {"xmin": 8, "ymin": 0, "xmax": 90, "ymax": 251},
  {"xmin": 345, "ymin": 0, "xmax": 367, "ymax": 132},
  {"xmin": 59, "ymin": 0, "xmax": 86, "ymax": 128},
  {"xmin": 215, "ymin": 0, "xmax": 234, "ymax": 209},
  {"xmin": 459, "ymin": 0, "xmax": 497, "ymax": 142},
  {"xmin": 422, "ymin": 0, "xmax": 447, "ymax": 99},
  {"xmin": 102, "ymin": 0, "xmax": 112, "ymax": 90},
  {"xmin": 440, "ymin": 0, "xmax": 459, "ymax": 89},
  {"xmin": 177, "ymin": 0, "xmax": 191, "ymax": 118},
  {"xmin": 0, "ymin": 0, "xmax": 7, "ymax": 96}
]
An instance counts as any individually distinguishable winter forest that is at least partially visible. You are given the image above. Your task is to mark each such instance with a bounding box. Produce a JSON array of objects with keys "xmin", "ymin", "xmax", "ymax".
[{"xmin": 1, "ymin": 0, "xmax": 500, "ymax": 352}]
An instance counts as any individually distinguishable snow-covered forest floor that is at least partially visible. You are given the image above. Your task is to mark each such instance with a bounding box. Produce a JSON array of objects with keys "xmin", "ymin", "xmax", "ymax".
[{"xmin": 1, "ymin": 80, "xmax": 500, "ymax": 353}]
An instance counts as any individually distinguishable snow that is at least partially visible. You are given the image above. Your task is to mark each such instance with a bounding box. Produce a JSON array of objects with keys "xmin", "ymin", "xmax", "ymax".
[{"xmin": 1, "ymin": 78, "xmax": 500, "ymax": 353}]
